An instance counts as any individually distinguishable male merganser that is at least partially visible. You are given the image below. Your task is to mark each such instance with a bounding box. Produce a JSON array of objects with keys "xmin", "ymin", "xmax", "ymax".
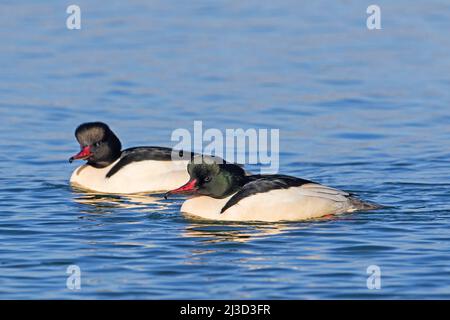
[
  {"xmin": 166, "ymin": 156, "xmax": 381, "ymax": 222},
  {"xmin": 69, "ymin": 122, "xmax": 193, "ymax": 193}
]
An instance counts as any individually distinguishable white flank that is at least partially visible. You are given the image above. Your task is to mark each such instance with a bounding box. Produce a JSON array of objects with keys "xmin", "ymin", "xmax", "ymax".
[
  {"xmin": 180, "ymin": 183, "xmax": 358, "ymax": 222},
  {"xmin": 70, "ymin": 159, "xmax": 190, "ymax": 194}
]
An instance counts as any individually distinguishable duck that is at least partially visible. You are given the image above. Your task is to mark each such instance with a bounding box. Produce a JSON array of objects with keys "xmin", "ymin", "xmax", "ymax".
[
  {"xmin": 69, "ymin": 122, "xmax": 193, "ymax": 194},
  {"xmin": 165, "ymin": 156, "xmax": 381, "ymax": 222}
]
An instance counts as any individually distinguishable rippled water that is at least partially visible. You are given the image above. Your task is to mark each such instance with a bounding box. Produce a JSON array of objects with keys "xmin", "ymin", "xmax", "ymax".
[{"xmin": 1, "ymin": 0, "xmax": 450, "ymax": 299}]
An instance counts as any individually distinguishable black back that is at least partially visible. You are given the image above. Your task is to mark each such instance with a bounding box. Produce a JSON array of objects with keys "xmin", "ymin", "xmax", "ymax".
[
  {"xmin": 220, "ymin": 175, "xmax": 313, "ymax": 213},
  {"xmin": 106, "ymin": 147, "xmax": 193, "ymax": 178}
]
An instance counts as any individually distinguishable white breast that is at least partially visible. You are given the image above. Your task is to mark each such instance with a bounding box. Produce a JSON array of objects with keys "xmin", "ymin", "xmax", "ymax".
[
  {"xmin": 180, "ymin": 183, "xmax": 357, "ymax": 222},
  {"xmin": 70, "ymin": 159, "xmax": 190, "ymax": 194}
]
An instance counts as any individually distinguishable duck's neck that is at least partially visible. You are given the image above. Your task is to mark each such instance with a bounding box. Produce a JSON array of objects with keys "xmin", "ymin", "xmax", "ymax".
[
  {"xmin": 88, "ymin": 150, "xmax": 122, "ymax": 168},
  {"xmin": 227, "ymin": 174, "xmax": 268, "ymax": 193},
  {"xmin": 219, "ymin": 174, "xmax": 249, "ymax": 197}
]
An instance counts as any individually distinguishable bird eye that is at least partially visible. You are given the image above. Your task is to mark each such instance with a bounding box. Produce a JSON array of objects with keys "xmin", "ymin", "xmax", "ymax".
[
  {"xmin": 94, "ymin": 141, "xmax": 101, "ymax": 147},
  {"xmin": 204, "ymin": 176, "xmax": 211, "ymax": 183}
]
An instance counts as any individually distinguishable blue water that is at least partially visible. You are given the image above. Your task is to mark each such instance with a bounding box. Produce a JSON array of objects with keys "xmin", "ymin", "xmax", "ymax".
[{"xmin": 1, "ymin": 0, "xmax": 450, "ymax": 299}]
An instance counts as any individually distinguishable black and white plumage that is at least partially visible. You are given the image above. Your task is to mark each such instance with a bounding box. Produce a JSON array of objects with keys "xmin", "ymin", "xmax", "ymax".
[
  {"xmin": 168, "ymin": 157, "xmax": 380, "ymax": 222},
  {"xmin": 105, "ymin": 147, "xmax": 191, "ymax": 178},
  {"xmin": 69, "ymin": 122, "xmax": 194, "ymax": 193},
  {"xmin": 220, "ymin": 175, "xmax": 313, "ymax": 213}
]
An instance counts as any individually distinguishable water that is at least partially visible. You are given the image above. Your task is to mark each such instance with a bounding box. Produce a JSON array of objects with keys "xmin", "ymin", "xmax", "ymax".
[{"xmin": 1, "ymin": 0, "xmax": 450, "ymax": 299}]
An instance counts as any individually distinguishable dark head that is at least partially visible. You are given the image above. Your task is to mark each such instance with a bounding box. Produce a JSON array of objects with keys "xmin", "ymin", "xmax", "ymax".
[
  {"xmin": 69, "ymin": 122, "xmax": 122, "ymax": 168},
  {"xmin": 165, "ymin": 155, "xmax": 247, "ymax": 199}
]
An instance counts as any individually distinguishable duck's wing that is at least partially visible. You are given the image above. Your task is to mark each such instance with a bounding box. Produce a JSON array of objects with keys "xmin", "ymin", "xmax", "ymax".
[{"xmin": 220, "ymin": 175, "xmax": 313, "ymax": 213}]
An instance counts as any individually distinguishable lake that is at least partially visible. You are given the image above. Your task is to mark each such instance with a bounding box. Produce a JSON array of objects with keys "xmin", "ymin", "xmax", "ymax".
[{"xmin": 1, "ymin": 0, "xmax": 450, "ymax": 299}]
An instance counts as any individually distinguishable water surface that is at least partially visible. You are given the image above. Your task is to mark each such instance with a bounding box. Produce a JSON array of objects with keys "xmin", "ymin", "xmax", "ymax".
[{"xmin": 1, "ymin": 0, "xmax": 450, "ymax": 299}]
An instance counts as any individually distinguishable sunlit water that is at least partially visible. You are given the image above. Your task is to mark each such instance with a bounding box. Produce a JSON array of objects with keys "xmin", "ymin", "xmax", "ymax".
[{"xmin": 1, "ymin": 1, "xmax": 450, "ymax": 299}]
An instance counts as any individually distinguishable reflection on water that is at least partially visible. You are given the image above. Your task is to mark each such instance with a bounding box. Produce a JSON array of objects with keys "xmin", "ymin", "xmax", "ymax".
[
  {"xmin": 183, "ymin": 220, "xmax": 295, "ymax": 243},
  {"xmin": 181, "ymin": 211, "xmax": 353, "ymax": 243},
  {"xmin": 73, "ymin": 189, "xmax": 166, "ymax": 213}
]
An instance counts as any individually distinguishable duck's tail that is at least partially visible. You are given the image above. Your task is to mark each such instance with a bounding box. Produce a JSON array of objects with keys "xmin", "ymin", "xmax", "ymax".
[{"xmin": 347, "ymin": 196, "xmax": 383, "ymax": 212}]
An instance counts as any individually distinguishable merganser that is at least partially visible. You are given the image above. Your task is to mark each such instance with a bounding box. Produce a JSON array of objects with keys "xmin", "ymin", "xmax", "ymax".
[
  {"xmin": 166, "ymin": 156, "xmax": 381, "ymax": 222},
  {"xmin": 69, "ymin": 122, "xmax": 193, "ymax": 194}
]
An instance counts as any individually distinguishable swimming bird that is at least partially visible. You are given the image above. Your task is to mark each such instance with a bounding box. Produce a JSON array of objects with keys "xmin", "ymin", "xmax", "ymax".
[
  {"xmin": 166, "ymin": 156, "xmax": 380, "ymax": 222},
  {"xmin": 69, "ymin": 122, "xmax": 193, "ymax": 193}
]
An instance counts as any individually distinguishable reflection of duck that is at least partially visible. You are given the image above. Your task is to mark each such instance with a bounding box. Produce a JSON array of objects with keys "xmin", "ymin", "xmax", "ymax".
[
  {"xmin": 167, "ymin": 156, "xmax": 381, "ymax": 222},
  {"xmin": 73, "ymin": 188, "xmax": 164, "ymax": 211},
  {"xmin": 182, "ymin": 221, "xmax": 294, "ymax": 243},
  {"xmin": 69, "ymin": 122, "xmax": 192, "ymax": 193},
  {"xmin": 181, "ymin": 212, "xmax": 347, "ymax": 244}
]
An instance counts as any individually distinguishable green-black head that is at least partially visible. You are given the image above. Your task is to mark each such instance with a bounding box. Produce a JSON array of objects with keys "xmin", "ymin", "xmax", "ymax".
[{"xmin": 165, "ymin": 155, "xmax": 246, "ymax": 199}]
